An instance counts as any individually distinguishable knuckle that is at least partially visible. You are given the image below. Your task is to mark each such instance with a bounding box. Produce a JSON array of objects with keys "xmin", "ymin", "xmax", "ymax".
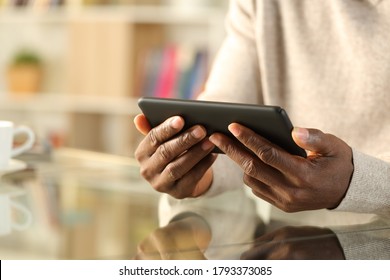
[
  {"xmin": 139, "ymin": 166, "xmax": 150, "ymax": 179},
  {"xmin": 244, "ymin": 135, "xmax": 259, "ymax": 148},
  {"xmin": 177, "ymin": 131, "xmax": 194, "ymax": 148},
  {"xmin": 152, "ymin": 181, "xmax": 168, "ymax": 193},
  {"xmin": 134, "ymin": 148, "xmax": 142, "ymax": 161},
  {"xmin": 165, "ymin": 163, "xmax": 182, "ymax": 182},
  {"xmin": 157, "ymin": 144, "xmax": 172, "ymax": 161},
  {"xmin": 256, "ymin": 145, "xmax": 278, "ymax": 164},
  {"xmin": 148, "ymin": 129, "xmax": 160, "ymax": 148},
  {"xmin": 148, "ymin": 122, "xmax": 175, "ymax": 148},
  {"xmin": 224, "ymin": 142, "xmax": 238, "ymax": 156},
  {"xmin": 242, "ymin": 158, "xmax": 259, "ymax": 177}
]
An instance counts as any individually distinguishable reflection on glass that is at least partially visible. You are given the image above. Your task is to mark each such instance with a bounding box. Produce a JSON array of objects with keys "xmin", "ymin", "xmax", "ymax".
[
  {"xmin": 136, "ymin": 189, "xmax": 390, "ymax": 260},
  {"xmin": 241, "ymin": 226, "xmax": 345, "ymax": 260}
]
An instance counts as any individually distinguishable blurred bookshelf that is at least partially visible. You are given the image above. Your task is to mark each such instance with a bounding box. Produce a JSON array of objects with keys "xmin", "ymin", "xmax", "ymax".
[{"xmin": 0, "ymin": 0, "xmax": 227, "ymax": 157}]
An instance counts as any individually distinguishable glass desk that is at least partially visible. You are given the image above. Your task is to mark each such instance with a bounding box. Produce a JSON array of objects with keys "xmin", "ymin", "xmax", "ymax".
[{"xmin": 1, "ymin": 148, "xmax": 389, "ymax": 260}]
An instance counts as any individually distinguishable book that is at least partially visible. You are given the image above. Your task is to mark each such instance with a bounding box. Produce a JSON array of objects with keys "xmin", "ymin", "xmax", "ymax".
[
  {"xmin": 181, "ymin": 49, "xmax": 208, "ymax": 99},
  {"xmin": 141, "ymin": 47, "xmax": 163, "ymax": 97},
  {"xmin": 139, "ymin": 45, "xmax": 209, "ymax": 99},
  {"xmin": 154, "ymin": 45, "xmax": 178, "ymax": 98},
  {"xmin": 189, "ymin": 49, "xmax": 208, "ymax": 99}
]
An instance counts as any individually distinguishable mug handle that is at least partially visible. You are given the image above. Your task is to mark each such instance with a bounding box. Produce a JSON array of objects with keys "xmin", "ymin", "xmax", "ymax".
[
  {"xmin": 11, "ymin": 126, "xmax": 35, "ymax": 157},
  {"xmin": 10, "ymin": 200, "xmax": 33, "ymax": 231}
]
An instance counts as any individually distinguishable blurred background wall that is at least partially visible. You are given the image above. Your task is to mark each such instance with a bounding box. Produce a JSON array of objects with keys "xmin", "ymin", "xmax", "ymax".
[{"xmin": 0, "ymin": 0, "xmax": 228, "ymax": 158}]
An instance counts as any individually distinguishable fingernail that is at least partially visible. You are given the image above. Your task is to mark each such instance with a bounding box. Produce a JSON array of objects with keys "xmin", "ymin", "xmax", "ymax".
[
  {"xmin": 228, "ymin": 124, "xmax": 240, "ymax": 137},
  {"xmin": 192, "ymin": 126, "xmax": 205, "ymax": 139},
  {"xmin": 208, "ymin": 134, "xmax": 218, "ymax": 145},
  {"xmin": 201, "ymin": 140, "xmax": 214, "ymax": 151},
  {"xmin": 170, "ymin": 116, "xmax": 182, "ymax": 129},
  {"xmin": 293, "ymin": 127, "xmax": 309, "ymax": 141}
]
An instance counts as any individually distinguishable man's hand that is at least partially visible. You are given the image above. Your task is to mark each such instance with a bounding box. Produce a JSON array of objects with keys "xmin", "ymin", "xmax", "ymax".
[
  {"xmin": 134, "ymin": 216, "xmax": 211, "ymax": 260},
  {"xmin": 209, "ymin": 124, "xmax": 353, "ymax": 212},
  {"xmin": 134, "ymin": 114, "xmax": 217, "ymax": 199},
  {"xmin": 241, "ymin": 226, "xmax": 345, "ymax": 260}
]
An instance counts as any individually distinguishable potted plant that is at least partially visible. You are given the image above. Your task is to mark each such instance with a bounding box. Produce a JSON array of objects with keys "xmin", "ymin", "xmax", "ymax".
[{"xmin": 7, "ymin": 49, "xmax": 43, "ymax": 95}]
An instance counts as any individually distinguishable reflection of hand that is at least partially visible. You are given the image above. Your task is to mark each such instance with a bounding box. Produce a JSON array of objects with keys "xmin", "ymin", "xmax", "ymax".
[
  {"xmin": 241, "ymin": 226, "xmax": 345, "ymax": 260},
  {"xmin": 209, "ymin": 124, "xmax": 353, "ymax": 212},
  {"xmin": 134, "ymin": 114, "xmax": 217, "ymax": 199},
  {"xmin": 134, "ymin": 215, "xmax": 212, "ymax": 260}
]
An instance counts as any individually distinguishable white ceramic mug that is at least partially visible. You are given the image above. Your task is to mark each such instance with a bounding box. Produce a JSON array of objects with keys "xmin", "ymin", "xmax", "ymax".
[
  {"xmin": 0, "ymin": 189, "xmax": 33, "ymax": 236},
  {"xmin": 0, "ymin": 121, "xmax": 35, "ymax": 169}
]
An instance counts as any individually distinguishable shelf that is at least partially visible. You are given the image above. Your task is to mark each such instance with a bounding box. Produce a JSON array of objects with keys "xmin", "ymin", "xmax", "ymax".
[
  {"xmin": 0, "ymin": 94, "xmax": 141, "ymax": 115},
  {"xmin": 0, "ymin": 7, "xmax": 68, "ymax": 24},
  {"xmin": 0, "ymin": 3, "xmax": 227, "ymax": 155},
  {"xmin": 0, "ymin": 5, "xmax": 225, "ymax": 24},
  {"xmin": 73, "ymin": 6, "xmax": 225, "ymax": 25}
]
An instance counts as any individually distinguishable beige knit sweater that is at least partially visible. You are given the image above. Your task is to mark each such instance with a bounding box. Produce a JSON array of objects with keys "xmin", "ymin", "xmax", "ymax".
[{"xmin": 196, "ymin": 0, "xmax": 390, "ymax": 216}]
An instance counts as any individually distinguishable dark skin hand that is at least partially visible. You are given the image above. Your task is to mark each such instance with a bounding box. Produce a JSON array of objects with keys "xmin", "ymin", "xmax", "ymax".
[
  {"xmin": 209, "ymin": 123, "xmax": 354, "ymax": 212},
  {"xmin": 134, "ymin": 114, "xmax": 217, "ymax": 199},
  {"xmin": 134, "ymin": 216, "xmax": 211, "ymax": 260},
  {"xmin": 135, "ymin": 112, "xmax": 354, "ymax": 212},
  {"xmin": 241, "ymin": 226, "xmax": 345, "ymax": 260}
]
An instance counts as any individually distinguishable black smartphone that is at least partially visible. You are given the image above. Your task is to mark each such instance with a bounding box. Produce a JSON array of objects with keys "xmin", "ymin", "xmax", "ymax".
[{"xmin": 138, "ymin": 97, "xmax": 306, "ymax": 157}]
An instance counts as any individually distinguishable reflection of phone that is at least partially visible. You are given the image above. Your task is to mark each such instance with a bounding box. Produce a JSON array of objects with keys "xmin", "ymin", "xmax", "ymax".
[{"xmin": 138, "ymin": 97, "xmax": 306, "ymax": 157}]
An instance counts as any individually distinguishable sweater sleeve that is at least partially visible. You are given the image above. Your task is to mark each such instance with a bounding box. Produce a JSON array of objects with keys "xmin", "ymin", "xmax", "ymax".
[
  {"xmin": 197, "ymin": 0, "xmax": 262, "ymax": 197},
  {"xmin": 332, "ymin": 219, "xmax": 390, "ymax": 260},
  {"xmin": 198, "ymin": 0, "xmax": 261, "ymax": 104},
  {"xmin": 335, "ymin": 149, "xmax": 390, "ymax": 217}
]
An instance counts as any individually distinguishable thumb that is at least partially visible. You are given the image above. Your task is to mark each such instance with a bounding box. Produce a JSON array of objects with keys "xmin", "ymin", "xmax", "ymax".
[
  {"xmin": 292, "ymin": 127, "xmax": 337, "ymax": 156},
  {"xmin": 134, "ymin": 114, "xmax": 152, "ymax": 136}
]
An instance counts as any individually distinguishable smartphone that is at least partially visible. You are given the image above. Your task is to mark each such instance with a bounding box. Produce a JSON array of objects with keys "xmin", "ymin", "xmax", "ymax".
[{"xmin": 138, "ymin": 97, "xmax": 306, "ymax": 157}]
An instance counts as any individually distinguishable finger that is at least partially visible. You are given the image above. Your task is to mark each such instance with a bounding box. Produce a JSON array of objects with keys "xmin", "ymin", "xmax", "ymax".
[
  {"xmin": 151, "ymin": 229, "xmax": 182, "ymax": 260},
  {"xmin": 244, "ymin": 174, "xmax": 301, "ymax": 212},
  {"xmin": 155, "ymin": 147, "xmax": 217, "ymax": 198},
  {"xmin": 135, "ymin": 116, "xmax": 184, "ymax": 162},
  {"xmin": 158, "ymin": 141, "xmax": 214, "ymax": 186},
  {"xmin": 228, "ymin": 123, "xmax": 303, "ymax": 176},
  {"xmin": 244, "ymin": 175, "xmax": 279, "ymax": 206},
  {"xmin": 133, "ymin": 114, "xmax": 151, "ymax": 135},
  {"xmin": 151, "ymin": 226, "xmax": 207, "ymax": 260},
  {"xmin": 170, "ymin": 154, "xmax": 217, "ymax": 198},
  {"xmin": 241, "ymin": 243, "xmax": 275, "ymax": 260},
  {"xmin": 149, "ymin": 125, "xmax": 208, "ymax": 172},
  {"xmin": 136, "ymin": 238, "xmax": 162, "ymax": 260},
  {"xmin": 147, "ymin": 116, "xmax": 185, "ymax": 152},
  {"xmin": 209, "ymin": 133, "xmax": 288, "ymax": 188},
  {"xmin": 292, "ymin": 127, "xmax": 341, "ymax": 156},
  {"xmin": 139, "ymin": 126, "xmax": 209, "ymax": 183}
]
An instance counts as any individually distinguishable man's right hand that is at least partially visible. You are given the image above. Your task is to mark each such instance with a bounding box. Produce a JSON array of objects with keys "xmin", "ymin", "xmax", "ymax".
[{"xmin": 134, "ymin": 114, "xmax": 217, "ymax": 198}]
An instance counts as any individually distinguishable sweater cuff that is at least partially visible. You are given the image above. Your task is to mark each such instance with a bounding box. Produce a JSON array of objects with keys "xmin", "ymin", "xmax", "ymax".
[
  {"xmin": 332, "ymin": 219, "xmax": 390, "ymax": 259},
  {"xmin": 335, "ymin": 149, "xmax": 390, "ymax": 216}
]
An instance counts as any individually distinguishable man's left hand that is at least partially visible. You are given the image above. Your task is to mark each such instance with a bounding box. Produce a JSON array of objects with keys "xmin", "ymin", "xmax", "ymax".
[{"xmin": 209, "ymin": 124, "xmax": 354, "ymax": 212}]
